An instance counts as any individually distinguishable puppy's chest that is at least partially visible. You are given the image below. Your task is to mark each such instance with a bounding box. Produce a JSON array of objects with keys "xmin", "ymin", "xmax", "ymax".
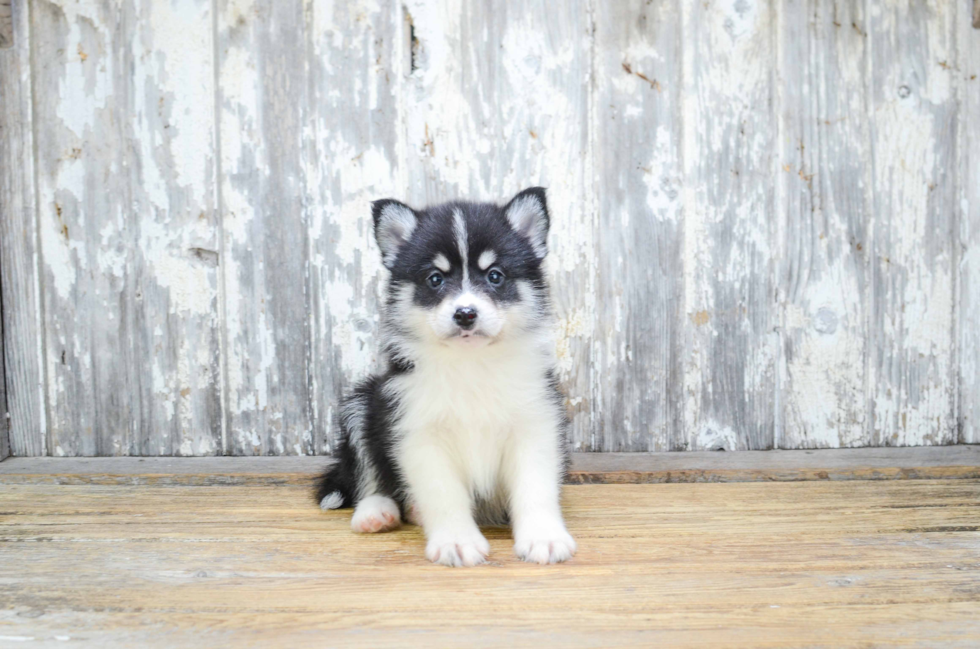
[{"xmin": 392, "ymin": 356, "xmax": 549, "ymax": 436}]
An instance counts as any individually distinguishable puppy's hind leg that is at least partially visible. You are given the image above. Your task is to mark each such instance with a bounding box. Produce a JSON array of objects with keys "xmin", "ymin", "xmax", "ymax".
[{"xmin": 351, "ymin": 494, "xmax": 402, "ymax": 533}]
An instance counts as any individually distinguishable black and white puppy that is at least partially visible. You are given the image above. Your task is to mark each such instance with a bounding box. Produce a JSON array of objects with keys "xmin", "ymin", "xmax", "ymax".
[{"xmin": 314, "ymin": 187, "xmax": 575, "ymax": 567}]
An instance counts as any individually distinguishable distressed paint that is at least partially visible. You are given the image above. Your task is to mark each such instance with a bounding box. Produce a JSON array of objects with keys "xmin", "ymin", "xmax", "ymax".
[
  {"xmin": 401, "ymin": 0, "xmax": 595, "ymax": 448},
  {"xmin": 0, "ymin": 0, "xmax": 46, "ymax": 456},
  {"xmin": 1, "ymin": 270, "xmax": 6, "ymax": 459},
  {"xmin": 867, "ymin": 0, "xmax": 957, "ymax": 446},
  {"xmin": 0, "ymin": 1, "xmax": 11, "ymax": 48},
  {"xmin": 1, "ymin": 0, "xmax": 974, "ymax": 455},
  {"xmin": 681, "ymin": 0, "xmax": 778, "ymax": 450},
  {"xmin": 307, "ymin": 0, "xmax": 403, "ymax": 455},
  {"xmin": 958, "ymin": 0, "xmax": 980, "ymax": 442},
  {"xmin": 30, "ymin": 0, "xmax": 221, "ymax": 456},
  {"xmin": 592, "ymin": 0, "xmax": 684, "ymax": 451},
  {"xmin": 777, "ymin": 0, "xmax": 871, "ymax": 448},
  {"xmin": 217, "ymin": 0, "xmax": 315, "ymax": 455}
]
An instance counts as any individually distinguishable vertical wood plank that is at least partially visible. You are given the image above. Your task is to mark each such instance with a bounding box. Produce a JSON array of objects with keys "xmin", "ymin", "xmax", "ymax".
[
  {"xmin": 217, "ymin": 0, "xmax": 314, "ymax": 454},
  {"xmin": 592, "ymin": 0, "xmax": 684, "ymax": 451},
  {"xmin": 0, "ymin": 0, "xmax": 12, "ymax": 49},
  {"xmin": 776, "ymin": 0, "xmax": 872, "ymax": 447},
  {"xmin": 958, "ymin": 0, "xmax": 980, "ymax": 443},
  {"xmin": 1, "ymin": 267, "xmax": 7, "ymax": 460},
  {"xmin": 31, "ymin": 0, "xmax": 221, "ymax": 455},
  {"xmin": 867, "ymin": 0, "xmax": 957, "ymax": 446},
  {"xmin": 681, "ymin": 0, "xmax": 777, "ymax": 450},
  {"xmin": 401, "ymin": 0, "xmax": 595, "ymax": 448},
  {"xmin": 0, "ymin": 0, "xmax": 46, "ymax": 456},
  {"xmin": 307, "ymin": 1, "xmax": 403, "ymax": 453}
]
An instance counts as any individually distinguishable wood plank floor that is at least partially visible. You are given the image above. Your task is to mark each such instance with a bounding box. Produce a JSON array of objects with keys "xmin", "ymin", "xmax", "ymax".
[{"xmin": 1, "ymin": 478, "xmax": 978, "ymax": 647}]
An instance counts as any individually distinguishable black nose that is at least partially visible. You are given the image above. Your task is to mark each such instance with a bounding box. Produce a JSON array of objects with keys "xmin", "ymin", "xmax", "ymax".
[{"xmin": 453, "ymin": 307, "xmax": 478, "ymax": 329}]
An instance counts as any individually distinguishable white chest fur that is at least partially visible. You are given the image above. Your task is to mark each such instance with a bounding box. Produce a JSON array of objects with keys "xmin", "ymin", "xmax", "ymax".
[{"xmin": 387, "ymin": 335, "xmax": 560, "ymax": 497}]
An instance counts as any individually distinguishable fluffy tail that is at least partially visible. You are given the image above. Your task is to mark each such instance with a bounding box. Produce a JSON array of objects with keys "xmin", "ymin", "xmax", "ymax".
[
  {"xmin": 314, "ymin": 379, "xmax": 378, "ymax": 511},
  {"xmin": 313, "ymin": 444, "xmax": 356, "ymax": 510}
]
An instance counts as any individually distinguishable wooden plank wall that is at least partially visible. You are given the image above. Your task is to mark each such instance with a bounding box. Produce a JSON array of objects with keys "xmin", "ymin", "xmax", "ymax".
[
  {"xmin": 960, "ymin": 0, "xmax": 980, "ymax": 444},
  {"xmin": 0, "ymin": 266, "xmax": 6, "ymax": 461},
  {"xmin": 0, "ymin": 0, "xmax": 977, "ymax": 456},
  {"xmin": 0, "ymin": 0, "xmax": 46, "ymax": 458}
]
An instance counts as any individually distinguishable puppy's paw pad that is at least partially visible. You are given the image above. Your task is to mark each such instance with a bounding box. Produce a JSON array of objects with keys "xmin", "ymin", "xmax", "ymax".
[
  {"xmin": 425, "ymin": 530, "xmax": 490, "ymax": 567},
  {"xmin": 351, "ymin": 495, "xmax": 401, "ymax": 534},
  {"xmin": 514, "ymin": 528, "xmax": 576, "ymax": 565}
]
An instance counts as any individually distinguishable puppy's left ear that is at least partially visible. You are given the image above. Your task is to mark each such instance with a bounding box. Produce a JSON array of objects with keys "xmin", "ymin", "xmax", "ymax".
[{"xmin": 503, "ymin": 187, "xmax": 549, "ymax": 259}]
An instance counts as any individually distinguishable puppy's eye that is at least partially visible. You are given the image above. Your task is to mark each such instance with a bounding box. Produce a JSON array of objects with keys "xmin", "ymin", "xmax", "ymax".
[
  {"xmin": 427, "ymin": 272, "xmax": 444, "ymax": 289},
  {"xmin": 487, "ymin": 269, "xmax": 504, "ymax": 285}
]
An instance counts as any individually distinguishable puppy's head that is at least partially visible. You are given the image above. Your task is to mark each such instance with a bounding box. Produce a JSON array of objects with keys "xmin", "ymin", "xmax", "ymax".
[{"xmin": 373, "ymin": 188, "xmax": 551, "ymax": 351}]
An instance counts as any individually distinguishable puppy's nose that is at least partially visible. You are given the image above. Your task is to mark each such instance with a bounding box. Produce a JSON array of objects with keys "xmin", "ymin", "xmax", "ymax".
[{"xmin": 453, "ymin": 307, "xmax": 478, "ymax": 329}]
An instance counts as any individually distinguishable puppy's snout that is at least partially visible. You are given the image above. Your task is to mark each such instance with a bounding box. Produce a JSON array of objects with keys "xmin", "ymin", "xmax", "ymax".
[{"xmin": 453, "ymin": 307, "xmax": 478, "ymax": 330}]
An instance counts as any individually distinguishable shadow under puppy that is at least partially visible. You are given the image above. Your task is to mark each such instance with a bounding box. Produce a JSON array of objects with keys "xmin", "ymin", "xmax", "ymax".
[{"xmin": 314, "ymin": 188, "xmax": 576, "ymax": 567}]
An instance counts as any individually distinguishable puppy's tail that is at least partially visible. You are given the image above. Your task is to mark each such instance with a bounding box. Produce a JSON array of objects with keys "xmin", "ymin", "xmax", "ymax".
[
  {"xmin": 314, "ymin": 379, "xmax": 377, "ymax": 511},
  {"xmin": 314, "ymin": 456, "xmax": 354, "ymax": 511}
]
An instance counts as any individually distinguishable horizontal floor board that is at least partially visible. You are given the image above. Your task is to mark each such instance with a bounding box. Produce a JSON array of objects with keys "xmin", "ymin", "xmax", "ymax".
[
  {"xmin": 0, "ymin": 446, "xmax": 978, "ymax": 485},
  {"xmin": 0, "ymin": 480, "xmax": 978, "ymax": 647}
]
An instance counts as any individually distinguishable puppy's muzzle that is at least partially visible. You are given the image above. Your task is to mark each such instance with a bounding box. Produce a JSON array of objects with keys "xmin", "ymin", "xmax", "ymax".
[{"xmin": 453, "ymin": 307, "xmax": 478, "ymax": 330}]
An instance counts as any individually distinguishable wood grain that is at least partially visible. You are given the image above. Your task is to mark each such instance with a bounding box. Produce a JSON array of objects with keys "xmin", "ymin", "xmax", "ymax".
[
  {"xmin": 3, "ymin": 446, "xmax": 978, "ymax": 485},
  {"xmin": 216, "ymin": 0, "xmax": 316, "ymax": 455},
  {"xmin": 681, "ymin": 0, "xmax": 777, "ymax": 450},
  {"xmin": 868, "ymin": 0, "xmax": 957, "ymax": 447},
  {"xmin": 0, "ymin": 0, "xmax": 45, "ymax": 457},
  {"xmin": 30, "ymin": 0, "xmax": 222, "ymax": 456},
  {"xmin": 306, "ymin": 0, "xmax": 403, "ymax": 454},
  {"xmin": 0, "ymin": 0, "xmax": 11, "ymax": 49},
  {"xmin": 2, "ymin": 0, "xmax": 976, "ymax": 455},
  {"xmin": 777, "ymin": 0, "xmax": 871, "ymax": 447},
  {"xmin": 592, "ymin": 0, "xmax": 684, "ymax": 451},
  {"xmin": 960, "ymin": 0, "xmax": 980, "ymax": 443},
  {"xmin": 1, "ymin": 266, "xmax": 7, "ymax": 461},
  {"xmin": 0, "ymin": 480, "xmax": 978, "ymax": 647},
  {"xmin": 401, "ymin": 0, "xmax": 595, "ymax": 448}
]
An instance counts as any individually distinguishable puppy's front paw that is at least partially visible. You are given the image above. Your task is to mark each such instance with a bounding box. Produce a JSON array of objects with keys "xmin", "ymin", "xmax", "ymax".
[
  {"xmin": 351, "ymin": 495, "xmax": 401, "ymax": 533},
  {"xmin": 425, "ymin": 528, "xmax": 490, "ymax": 567},
  {"xmin": 514, "ymin": 521, "xmax": 577, "ymax": 565}
]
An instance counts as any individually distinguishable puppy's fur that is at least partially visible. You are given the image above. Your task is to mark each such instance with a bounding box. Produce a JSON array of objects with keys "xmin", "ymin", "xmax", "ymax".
[{"xmin": 314, "ymin": 188, "xmax": 575, "ymax": 567}]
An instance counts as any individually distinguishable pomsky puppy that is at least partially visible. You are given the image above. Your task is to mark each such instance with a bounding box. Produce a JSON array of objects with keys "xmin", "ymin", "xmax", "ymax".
[{"xmin": 314, "ymin": 187, "xmax": 575, "ymax": 567}]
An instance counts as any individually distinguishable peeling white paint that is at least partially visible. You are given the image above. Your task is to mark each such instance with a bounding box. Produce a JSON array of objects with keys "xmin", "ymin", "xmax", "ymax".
[{"xmin": 14, "ymin": 0, "xmax": 971, "ymax": 456}]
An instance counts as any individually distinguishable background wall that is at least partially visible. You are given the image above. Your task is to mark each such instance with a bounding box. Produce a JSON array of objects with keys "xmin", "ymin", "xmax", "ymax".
[{"xmin": 1, "ymin": 0, "xmax": 978, "ymax": 456}]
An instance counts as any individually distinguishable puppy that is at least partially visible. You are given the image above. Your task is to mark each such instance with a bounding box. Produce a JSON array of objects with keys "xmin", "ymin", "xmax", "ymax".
[{"xmin": 314, "ymin": 187, "xmax": 575, "ymax": 567}]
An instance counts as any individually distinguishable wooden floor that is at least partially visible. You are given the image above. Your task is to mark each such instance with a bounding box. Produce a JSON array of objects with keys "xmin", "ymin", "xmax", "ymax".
[{"xmin": 1, "ymin": 473, "xmax": 979, "ymax": 646}]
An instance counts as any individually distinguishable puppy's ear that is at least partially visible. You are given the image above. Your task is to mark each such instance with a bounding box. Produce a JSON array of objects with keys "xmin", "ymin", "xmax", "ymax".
[
  {"xmin": 372, "ymin": 199, "xmax": 418, "ymax": 268},
  {"xmin": 503, "ymin": 187, "xmax": 549, "ymax": 259}
]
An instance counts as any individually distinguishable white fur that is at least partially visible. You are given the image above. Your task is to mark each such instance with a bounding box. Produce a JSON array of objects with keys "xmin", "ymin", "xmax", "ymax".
[
  {"xmin": 351, "ymin": 495, "xmax": 401, "ymax": 533},
  {"xmin": 386, "ymin": 324, "xmax": 574, "ymax": 566},
  {"xmin": 504, "ymin": 195, "xmax": 548, "ymax": 258},
  {"xmin": 433, "ymin": 253, "xmax": 451, "ymax": 272},
  {"xmin": 428, "ymin": 290, "xmax": 504, "ymax": 340},
  {"xmin": 319, "ymin": 491, "xmax": 344, "ymax": 510},
  {"xmin": 478, "ymin": 249, "xmax": 497, "ymax": 270},
  {"xmin": 376, "ymin": 202, "xmax": 417, "ymax": 267},
  {"xmin": 452, "ymin": 208, "xmax": 469, "ymax": 285}
]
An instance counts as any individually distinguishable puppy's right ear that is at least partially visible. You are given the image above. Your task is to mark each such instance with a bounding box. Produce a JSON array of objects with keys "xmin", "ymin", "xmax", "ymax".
[{"xmin": 372, "ymin": 199, "xmax": 418, "ymax": 269}]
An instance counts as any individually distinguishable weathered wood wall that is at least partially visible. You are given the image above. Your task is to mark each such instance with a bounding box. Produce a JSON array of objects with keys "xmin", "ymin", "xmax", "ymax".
[{"xmin": 1, "ymin": 0, "xmax": 978, "ymax": 456}]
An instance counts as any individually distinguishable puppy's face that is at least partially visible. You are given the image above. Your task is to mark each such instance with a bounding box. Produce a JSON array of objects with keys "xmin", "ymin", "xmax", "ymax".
[{"xmin": 374, "ymin": 188, "xmax": 551, "ymax": 349}]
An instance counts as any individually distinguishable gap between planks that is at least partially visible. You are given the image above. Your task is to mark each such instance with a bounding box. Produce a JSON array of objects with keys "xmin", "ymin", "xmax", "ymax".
[{"xmin": 0, "ymin": 446, "xmax": 977, "ymax": 486}]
